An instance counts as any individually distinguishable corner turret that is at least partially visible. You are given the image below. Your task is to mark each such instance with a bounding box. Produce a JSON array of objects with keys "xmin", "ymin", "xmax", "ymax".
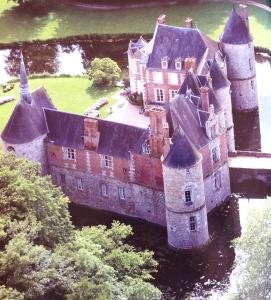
[
  {"xmin": 162, "ymin": 130, "xmax": 209, "ymax": 249},
  {"xmin": 220, "ymin": 5, "xmax": 258, "ymax": 112}
]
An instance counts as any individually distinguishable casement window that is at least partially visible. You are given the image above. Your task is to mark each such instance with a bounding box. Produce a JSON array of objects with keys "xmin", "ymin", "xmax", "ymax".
[
  {"xmin": 161, "ymin": 57, "xmax": 169, "ymax": 69},
  {"xmin": 168, "ymin": 73, "xmax": 178, "ymax": 85},
  {"xmin": 153, "ymin": 72, "xmax": 163, "ymax": 84},
  {"xmin": 175, "ymin": 59, "xmax": 182, "ymax": 70},
  {"xmin": 212, "ymin": 147, "xmax": 219, "ymax": 163},
  {"xmin": 64, "ymin": 148, "xmax": 76, "ymax": 160},
  {"xmin": 142, "ymin": 142, "xmax": 151, "ymax": 154},
  {"xmin": 156, "ymin": 89, "xmax": 164, "ymax": 102},
  {"xmin": 184, "ymin": 188, "xmax": 192, "ymax": 205},
  {"xmin": 169, "ymin": 89, "xmax": 178, "ymax": 99},
  {"xmin": 214, "ymin": 171, "xmax": 222, "ymax": 190},
  {"xmin": 101, "ymin": 183, "xmax": 108, "ymax": 197},
  {"xmin": 189, "ymin": 216, "xmax": 197, "ymax": 231},
  {"xmin": 60, "ymin": 174, "xmax": 66, "ymax": 186},
  {"xmin": 103, "ymin": 155, "xmax": 113, "ymax": 169},
  {"xmin": 76, "ymin": 177, "xmax": 84, "ymax": 191},
  {"xmin": 118, "ymin": 187, "xmax": 125, "ymax": 200}
]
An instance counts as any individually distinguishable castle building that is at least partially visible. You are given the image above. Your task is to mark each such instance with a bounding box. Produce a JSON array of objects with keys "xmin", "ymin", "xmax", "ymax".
[{"xmin": 1, "ymin": 5, "xmax": 258, "ymax": 249}]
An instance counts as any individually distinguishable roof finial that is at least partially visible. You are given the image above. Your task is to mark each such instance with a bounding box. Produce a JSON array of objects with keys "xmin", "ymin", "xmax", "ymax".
[{"xmin": 20, "ymin": 51, "xmax": 31, "ymax": 104}]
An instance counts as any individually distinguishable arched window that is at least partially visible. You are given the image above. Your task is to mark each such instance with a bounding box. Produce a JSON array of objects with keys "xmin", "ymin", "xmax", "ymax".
[{"xmin": 7, "ymin": 146, "xmax": 15, "ymax": 152}]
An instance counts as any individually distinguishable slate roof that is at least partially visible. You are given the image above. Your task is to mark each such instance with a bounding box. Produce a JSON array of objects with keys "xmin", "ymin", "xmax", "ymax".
[
  {"xmin": 1, "ymin": 87, "xmax": 55, "ymax": 144},
  {"xmin": 179, "ymin": 72, "xmax": 221, "ymax": 112},
  {"xmin": 44, "ymin": 109, "xmax": 149, "ymax": 159},
  {"xmin": 147, "ymin": 24, "xmax": 209, "ymax": 69},
  {"xmin": 163, "ymin": 129, "xmax": 201, "ymax": 168},
  {"xmin": 209, "ymin": 59, "xmax": 229, "ymax": 90},
  {"xmin": 20, "ymin": 52, "xmax": 28, "ymax": 85},
  {"xmin": 221, "ymin": 7, "xmax": 252, "ymax": 45},
  {"xmin": 168, "ymin": 94, "xmax": 209, "ymax": 149}
]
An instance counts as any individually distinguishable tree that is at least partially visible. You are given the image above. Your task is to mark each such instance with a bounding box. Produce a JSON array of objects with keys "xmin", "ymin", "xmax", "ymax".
[
  {"xmin": 88, "ymin": 57, "xmax": 121, "ymax": 87},
  {"xmin": 0, "ymin": 153, "xmax": 161, "ymax": 299},
  {"xmin": 229, "ymin": 200, "xmax": 271, "ymax": 299}
]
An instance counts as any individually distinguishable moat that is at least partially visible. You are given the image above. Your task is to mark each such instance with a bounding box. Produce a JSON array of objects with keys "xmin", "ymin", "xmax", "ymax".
[{"xmin": 0, "ymin": 39, "xmax": 271, "ymax": 299}]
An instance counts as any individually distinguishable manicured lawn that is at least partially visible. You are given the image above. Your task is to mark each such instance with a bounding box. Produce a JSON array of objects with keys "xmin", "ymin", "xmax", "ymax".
[
  {"xmin": 0, "ymin": 76, "xmax": 119, "ymax": 133},
  {"xmin": 0, "ymin": 1, "xmax": 270, "ymax": 48}
]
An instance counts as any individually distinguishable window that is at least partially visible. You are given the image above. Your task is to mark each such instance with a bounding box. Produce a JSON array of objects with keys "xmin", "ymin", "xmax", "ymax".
[
  {"xmin": 60, "ymin": 174, "xmax": 66, "ymax": 186},
  {"xmin": 123, "ymin": 168, "xmax": 128, "ymax": 175},
  {"xmin": 185, "ymin": 189, "xmax": 192, "ymax": 205},
  {"xmin": 142, "ymin": 142, "xmax": 151, "ymax": 154},
  {"xmin": 189, "ymin": 216, "xmax": 197, "ymax": 231},
  {"xmin": 76, "ymin": 177, "xmax": 84, "ymax": 191},
  {"xmin": 103, "ymin": 155, "xmax": 113, "ymax": 169},
  {"xmin": 7, "ymin": 146, "xmax": 15, "ymax": 152},
  {"xmin": 156, "ymin": 89, "xmax": 164, "ymax": 102},
  {"xmin": 118, "ymin": 187, "xmax": 125, "ymax": 200},
  {"xmin": 212, "ymin": 147, "xmax": 219, "ymax": 163},
  {"xmin": 168, "ymin": 73, "xmax": 178, "ymax": 85},
  {"xmin": 186, "ymin": 168, "xmax": 190, "ymax": 175},
  {"xmin": 169, "ymin": 90, "xmax": 178, "ymax": 99},
  {"xmin": 175, "ymin": 58, "xmax": 182, "ymax": 70},
  {"xmin": 161, "ymin": 57, "xmax": 168, "ymax": 69},
  {"xmin": 214, "ymin": 172, "xmax": 221, "ymax": 190},
  {"xmin": 251, "ymin": 80, "xmax": 254, "ymax": 90},
  {"xmin": 101, "ymin": 183, "xmax": 108, "ymax": 197},
  {"xmin": 64, "ymin": 148, "xmax": 75, "ymax": 160},
  {"xmin": 153, "ymin": 72, "xmax": 163, "ymax": 84},
  {"xmin": 249, "ymin": 58, "xmax": 252, "ymax": 71}
]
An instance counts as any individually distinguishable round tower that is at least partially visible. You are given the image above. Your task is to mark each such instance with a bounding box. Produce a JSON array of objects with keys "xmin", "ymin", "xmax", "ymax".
[
  {"xmin": 220, "ymin": 6, "xmax": 258, "ymax": 112},
  {"xmin": 210, "ymin": 59, "xmax": 235, "ymax": 152},
  {"xmin": 162, "ymin": 131, "xmax": 209, "ymax": 249}
]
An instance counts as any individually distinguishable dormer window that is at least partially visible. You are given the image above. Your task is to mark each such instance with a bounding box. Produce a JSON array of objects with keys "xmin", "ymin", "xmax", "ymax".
[
  {"xmin": 175, "ymin": 58, "xmax": 182, "ymax": 70},
  {"xmin": 161, "ymin": 56, "xmax": 169, "ymax": 69}
]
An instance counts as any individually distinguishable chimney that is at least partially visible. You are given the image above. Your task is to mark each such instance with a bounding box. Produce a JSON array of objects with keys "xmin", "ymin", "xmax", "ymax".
[
  {"xmin": 157, "ymin": 14, "xmax": 166, "ymax": 24},
  {"xmin": 200, "ymin": 86, "xmax": 209, "ymax": 112},
  {"xmin": 239, "ymin": 4, "xmax": 249, "ymax": 30},
  {"xmin": 84, "ymin": 118, "xmax": 100, "ymax": 151},
  {"xmin": 185, "ymin": 17, "xmax": 193, "ymax": 28},
  {"xmin": 184, "ymin": 57, "xmax": 197, "ymax": 73},
  {"xmin": 149, "ymin": 107, "xmax": 169, "ymax": 158}
]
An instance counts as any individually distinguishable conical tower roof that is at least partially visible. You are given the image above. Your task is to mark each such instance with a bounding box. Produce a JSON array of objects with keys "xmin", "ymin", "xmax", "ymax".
[
  {"xmin": 220, "ymin": 7, "xmax": 252, "ymax": 45},
  {"xmin": 163, "ymin": 129, "xmax": 201, "ymax": 169},
  {"xmin": 209, "ymin": 58, "xmax": 229, "ymax": 90}
]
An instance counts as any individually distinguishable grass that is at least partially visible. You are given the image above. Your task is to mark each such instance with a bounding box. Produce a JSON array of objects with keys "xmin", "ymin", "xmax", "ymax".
[
  {"xmin": 0, "ymin": 76, "xmax": 120, "ymax": 133},
  {"xmin": 0, "ymin": 1, "xmax": 270, "ymax": 48}
]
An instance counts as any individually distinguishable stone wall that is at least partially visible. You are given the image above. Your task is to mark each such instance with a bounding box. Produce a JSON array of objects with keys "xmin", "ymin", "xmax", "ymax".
[
  {"xmin": 50, "ymin": 165, "xmax": 166, "ymax": 226},
  {"xmin": 204, "ymin": 162, "xmax": 231, "ymax": 212},
  {"xmin": 4, "ymin": 134, "xmax": 48, "ymax": 174}
]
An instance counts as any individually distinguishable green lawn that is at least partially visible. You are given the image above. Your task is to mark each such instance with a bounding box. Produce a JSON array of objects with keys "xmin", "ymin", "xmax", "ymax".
[
  {"xmin": 0, "ymin": 1, "xmax": 270, "ymax": 48},
  {"xmin": 0, "ymin": 76, "xmax": 119, "ymax": 133}
]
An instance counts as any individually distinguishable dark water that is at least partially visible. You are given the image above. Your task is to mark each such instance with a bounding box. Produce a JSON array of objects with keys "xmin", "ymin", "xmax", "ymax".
[{"xmin": 0, "ymin": 39, "xmax": 271, "ymax": 298}]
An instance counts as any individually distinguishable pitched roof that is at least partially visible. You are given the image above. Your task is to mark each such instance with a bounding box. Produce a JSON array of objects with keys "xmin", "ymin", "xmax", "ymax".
[
  {"xmin": 209, "ymin": 59, "xmax": 229, "ymax": 90},
  {"xmin": 163, "ymin": 129, "xmax": 201, "ymax": 168},
  {"xmin": 168, "ymin": 94, "xmax": 209, "ymax": 149},
  {"xmin": 147, "ymin": 24, "xmax": 208, "ymax": 69},
  {"xmin": 44, "ymin": 109, "xmax": 149, "ymax": 159},
  {"xmin": 1, "ymin": 87, "xmax": 55, "ymax": 144},
  {"xmin": 221, "ymin": 7, "xmax": 252, "ymax": 45}
]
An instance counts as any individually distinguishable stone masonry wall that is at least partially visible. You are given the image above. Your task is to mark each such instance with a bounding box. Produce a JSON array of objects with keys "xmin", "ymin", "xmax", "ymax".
[
  {"xmin": 4, "ymin": 134, "xmax": 48, "ymax": 174},
  {"xmin": 50, "ymin": 165, "xmax": 166, "ymax": 226}
]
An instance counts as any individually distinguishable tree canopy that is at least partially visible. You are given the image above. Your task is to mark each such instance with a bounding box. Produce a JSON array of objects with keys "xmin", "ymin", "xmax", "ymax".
[
  {"xmin": 0, "ymin": 152, "xmax": 161, "ymax": 299},
  {"xmin": 230, "ymin": 200, "xmax": 271, "ymax": 299},
  {"xmin": 88, "ymin": 57, "xmax": 121, "ymax": 87}
]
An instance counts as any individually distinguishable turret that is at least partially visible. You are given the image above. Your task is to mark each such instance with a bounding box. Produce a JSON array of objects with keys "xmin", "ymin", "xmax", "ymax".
[
  {"xmin": 210, "ymin": 59, "xmax": 235, "ymax": 152},
  {"xmin": 220, "ymin": 5, "xmax": 258, "ymax": 112},
  {"xmin": 162, "ymin": 130, "xmax": 209, "ymax": 249}
]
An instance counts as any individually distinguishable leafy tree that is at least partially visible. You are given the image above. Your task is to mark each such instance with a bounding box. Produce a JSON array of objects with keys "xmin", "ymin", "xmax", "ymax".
[
  {"xmin": 0, "ymin": 153, "xmax": 161, "ymax": 299},
  {"xmin": 229, "ymin": 200, "xmax": 271, "ymax": 299},
  {"xmin": 88, "ymin": 57, "xmax": 121, "ymax": 87}
]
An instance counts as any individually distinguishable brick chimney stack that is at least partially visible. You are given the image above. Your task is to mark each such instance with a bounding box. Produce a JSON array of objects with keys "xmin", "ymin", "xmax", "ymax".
[
  {"xmin": 200, "ymin": 86, "xmax": 210, "ymax": 112},
  {"xmin": 185, "ymin": 17, "xmax": 193, "ymax": 28},
  {"xmin": 84, "ymin": 118, "xmax": 100, "ymax": 151},
  {"xmin": 149, "ymin": 107, "xmax": 169, "ymax": 158},
  {"xmin": 239, "ymin": 4, "xmax": 249, "ymax": 30},
  {"xmin": 157, "ymin": 14, "xmax": 166, "ymax": 24},
  {"xmin": 184, "ymin": 57, "xmax": 197, "ymax": 73}
]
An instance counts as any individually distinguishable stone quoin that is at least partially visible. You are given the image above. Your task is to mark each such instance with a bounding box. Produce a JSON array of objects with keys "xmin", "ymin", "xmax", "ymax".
[{"xmin": 1, "ymin": 5, "xmax": 258, "ymax": 249}]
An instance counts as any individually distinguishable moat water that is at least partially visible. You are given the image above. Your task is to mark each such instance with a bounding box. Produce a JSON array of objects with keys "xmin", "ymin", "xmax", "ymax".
[{"xmin": 0, "ymin": 39, "xmax": 271, "ymax": 299}]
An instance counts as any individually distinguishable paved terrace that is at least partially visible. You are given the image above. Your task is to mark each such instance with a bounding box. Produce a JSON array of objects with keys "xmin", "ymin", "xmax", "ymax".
[{"xmin": 229, "ymin": 151, "xmax": 271, "ymax": 170}]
